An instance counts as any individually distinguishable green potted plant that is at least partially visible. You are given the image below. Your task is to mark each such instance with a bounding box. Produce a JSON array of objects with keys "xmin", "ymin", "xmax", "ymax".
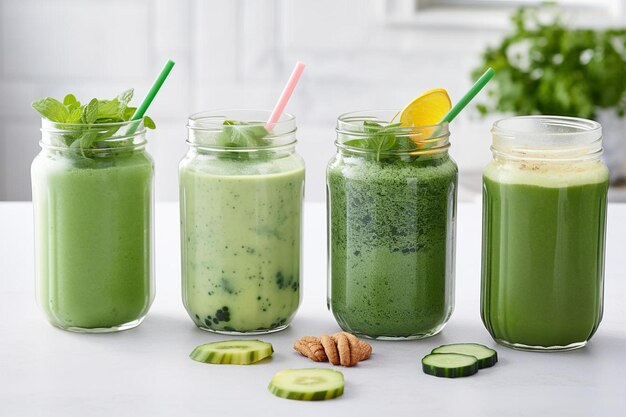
[{"xmin": 474, "ymin": 5, "xmax": 626, "ymax": 183}]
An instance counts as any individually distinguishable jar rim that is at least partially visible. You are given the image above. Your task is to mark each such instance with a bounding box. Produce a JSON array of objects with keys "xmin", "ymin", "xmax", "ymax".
[
  {"xmin": 186, "ymin": 109, "xmax": 297, "ymax": 150},
  {"xmin": 491, "ymin": 115, "xmax": 603, "ymax": 162},
  {"xmin": 39, "ymin": 118, "xmax": 147, "ymax": 151},
  {"xmin": 41, "ymin": 118, "xmax": 146, "ymax": 133},
  {"xmin": 492, "ymin": 115, "xmax": 601, "ymax": 142},
  {"xmin": 336, "ymin": 109, "xmax": 447, "ymax": 133},
  {"xmin": 188, "ymin": 109, "xmax": 295, "ymax": 131},
  {"xmin": 335, "ymin": 109, "xmax": 450, "ymax": 156}
]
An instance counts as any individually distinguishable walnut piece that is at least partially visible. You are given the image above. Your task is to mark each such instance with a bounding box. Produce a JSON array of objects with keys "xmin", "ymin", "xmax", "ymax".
[{"xmin": 293, "ymin": 332, "xmax": 372, "ymax": 367}]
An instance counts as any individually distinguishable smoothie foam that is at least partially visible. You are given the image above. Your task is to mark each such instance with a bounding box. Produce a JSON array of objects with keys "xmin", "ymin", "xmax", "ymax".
[{"xmin": 484, "ymin": 158, "xmax": 609, "ymax": 187}]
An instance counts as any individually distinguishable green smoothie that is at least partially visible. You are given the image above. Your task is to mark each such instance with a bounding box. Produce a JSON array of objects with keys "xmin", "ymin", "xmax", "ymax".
[
  {"xmin": 180, "ymin": 154, "xmax": 304, "ymax": 333},
  {"xmin": 327, "ymin": 155, "xmax": 457, "ymax": 339},
  {"xmin": 32, "ymin": 152, "xmax": 154, "ymax": 330},
  {"xmin": 481, "ymin": 161, "xmax": 608, "ymax": 349}
]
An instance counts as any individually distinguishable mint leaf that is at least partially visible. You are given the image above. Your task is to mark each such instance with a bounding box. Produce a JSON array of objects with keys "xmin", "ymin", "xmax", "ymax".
[
  {"xmin": 363, "ymin": 120, "xmax": 383, "ymax": 133},
  {"xmin": 95, "ymin": 89, "xmax": 133, "ymax": 121},
  {"xmin": 117, "ymin": 89, "xmax": 134, "ymax": 112},
  {"xmin": 63, "ymin": 94, "xmax": 80, "ymax": 112},
  {"xmin": 212, "ymin": 120, "xmax": 271, "ymax": 160},
  {"xmin": 32, "ymin": 97, "xmax": 70, "ymax": 122},
  {"xmin": 395, "ymin": 136, "xmax": 418, "ymax": 151},
  {"xmin": 95, "ymin": 98, "xmax": 122, "ymax": 121},
  {"xmin": 81, "ymin": 99, "xmax": 99, "ymax": 124},
  {"xmin": 238, "ymin": 125, "xmax": 270, "ymax": 146},
  {"xmin": 215, "ymin": 120, "xmax": 269, "ymax": 148},
  {"xmin": 363, "ymin": 120, "xmax": 398, "ymax": 159},
  {"xmin": 124, "ymin": 107, "xmax": 136, "ymax": 120},
  {"xmin": 79, "ymin": 130, "xmax": 99, "ymax": 152},
  {"xmin": 143, "ymin": 116, "xmax": 156, "ymax": 129},
  {"xmin": 67, "ymin": 108, "xmax": 82, "ymax": 123},
  {"xmin": 32, "ymin": 89, "xmax": 157, "ymax": 155},
  {"xmin": 344, "ymin": 121, "xmax": 418, "ymax": 162}
]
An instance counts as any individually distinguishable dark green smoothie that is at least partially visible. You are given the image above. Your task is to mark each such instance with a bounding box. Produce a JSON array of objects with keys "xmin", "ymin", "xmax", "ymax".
[
  {"xmin": 327, "ymin": 155, "xmax": 457, "ymax": 339},
  {"xmin": 481, "ymin": 163, "xmax": 608, "ymax": 349}
]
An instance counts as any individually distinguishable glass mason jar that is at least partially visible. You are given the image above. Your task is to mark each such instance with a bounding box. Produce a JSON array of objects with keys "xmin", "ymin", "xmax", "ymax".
[
  {"xmin": 481, "ymin": 116, "xmax": 608, "ymax": 351},
  {"xmin": 31, "ymin": 119, "xmax": 154, "ymax": 332},
  {"xmin": 327, "ymin": 110, "xmax": 457, "ymax": 340},
  {"xmin": 180, "ymin": 110, "xmax": 305, "ymax": 334}
]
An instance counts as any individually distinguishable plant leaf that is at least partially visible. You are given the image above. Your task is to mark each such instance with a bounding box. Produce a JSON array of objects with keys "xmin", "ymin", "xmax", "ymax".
[
  {"xmin": 124, "ymin": 106, "xmax": 137, "ymax": 120},
  {"xmin": 63, "ymin": 94, "xmax": 80, "ymax": 111},
  {"xmin": 79, "ymin": 130, "xmax": 99, "ymax": 150},
  {"xmin": 117, "ymin": 88, "xmax": 134, "ymax": 111},
  {"xmin": 472, "ymin": 5, "xmax": 626, "ymax": 119},
  {"xmin": 81, "ymin": 98, "xmax": 99, "ymax": 124},
  {"xmin": 95, "ymin": 98, "xmax": 122, "ymax": 120},
  {"xmin": 67, "ymin": 107, "xmax": 82, "ymax": 123},
  {"xmin": 143, "ymin": 116, "xmax": 156, "ymax": 129},
  {"xmin": 215, "ymin": 120, "xmax": 269, "ymax": 148},
  {"xmin": 32, "ymin": 97, "xmax": 70, "ymax": 122},
  {"xmin": 32, "ymin": 89, "xmax": 157, "ymax": 155}
]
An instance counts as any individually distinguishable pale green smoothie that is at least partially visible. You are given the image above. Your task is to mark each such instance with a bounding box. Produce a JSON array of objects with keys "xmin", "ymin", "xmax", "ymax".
[{"xmin": 180, "ymin": 153, "xmax": 304, "ymax": 333}]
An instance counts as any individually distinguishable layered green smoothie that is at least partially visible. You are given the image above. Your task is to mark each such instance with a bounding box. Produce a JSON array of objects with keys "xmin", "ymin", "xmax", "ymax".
[
  {"xmin": 327, "ymin": 155, "xmax": 457, "ymax": 339},
  {"xmin": 481, "ymin": 161, "xmax": 608, "ymax": 349},
  {"xmin": 32, "ymin": 152, "xmax": 154, "ymax": 330},
  {"xmin": 180, "ymin": 154, "xmax": 304, "ymax": 333}
]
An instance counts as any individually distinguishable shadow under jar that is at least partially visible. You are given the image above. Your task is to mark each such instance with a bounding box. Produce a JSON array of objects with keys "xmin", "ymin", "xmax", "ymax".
[
  {"xmin": 481, "ymin": 116, "xmax": 608, "ymax": 351},
  {"xmin": 327, "ymin": 111, "xmax": 457, "ymax": 340},
  {"xmin": 31, "ymin": 119, "xmax": 154, "ymax": 333},
  {"xmin": 180, "ymin": 110, "xmax": 305, "ymax": 334}
]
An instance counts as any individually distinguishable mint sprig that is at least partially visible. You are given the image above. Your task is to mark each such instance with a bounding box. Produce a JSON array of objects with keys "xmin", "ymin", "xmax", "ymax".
[
  {"xmin": 215, "ymin": 120, "xmax": 270, "ymax": 147},
  {"xmin": 32, "ymin": 89, "xmax": 156, "ymax": 152},
  {"xmin": 212, "ymin": 120, "xmax": 271, "ymax": 159},
  {"xmin": 344, "ymin": 121, "xmax": 417, "ymax": 162}
]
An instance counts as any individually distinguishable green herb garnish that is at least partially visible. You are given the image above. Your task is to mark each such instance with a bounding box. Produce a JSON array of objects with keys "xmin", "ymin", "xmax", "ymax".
[
  {"xmin": 344, "ymin": 121, "xmax": 417, "ymax": 162},
  {"xmin": 213, "ymin": 120, "xmax": 271, "ymax": 160},
  {"xmin": 32, "ymin": 89, "xmax": 156, "ymax": 152},
  {"xmin": 215, "ymin": 120, "xmax": 270, "ymax": 147}
]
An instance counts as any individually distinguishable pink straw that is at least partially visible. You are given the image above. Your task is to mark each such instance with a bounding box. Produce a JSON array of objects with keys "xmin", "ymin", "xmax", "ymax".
[{"xmin": 265, "ymin": 61, "xmax": 306, "ymax": 131}]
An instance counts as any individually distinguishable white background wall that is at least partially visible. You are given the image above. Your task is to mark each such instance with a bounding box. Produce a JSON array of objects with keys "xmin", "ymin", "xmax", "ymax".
[{"xmin": 0, "ymin": 0, "xmax": 620, "ymax": 201}]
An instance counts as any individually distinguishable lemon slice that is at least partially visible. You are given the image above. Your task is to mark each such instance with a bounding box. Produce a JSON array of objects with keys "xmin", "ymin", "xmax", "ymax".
[{"xmin": 399, "ymin": 88, "xmax": 451, "ymax": 127}]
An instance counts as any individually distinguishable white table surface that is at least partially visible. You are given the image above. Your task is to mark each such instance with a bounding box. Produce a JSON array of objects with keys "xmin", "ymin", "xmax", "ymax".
[{"xmin": 1, "ymin": 201, "xmax": 626, "ymax": 417}]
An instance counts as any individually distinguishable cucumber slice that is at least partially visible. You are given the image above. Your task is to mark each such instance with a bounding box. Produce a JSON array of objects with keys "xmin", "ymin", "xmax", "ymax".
[
  {"xmin": 432, "ymin": 343, "xmax": 498, "ymax": 369},
  {"xmin": 190, "ymin": 340, "xmax": 273, "ymax": 365},
  {"xmin": 422, "ymin": 353, "xmax": 479, "ymax": 378},
  {"xmin": 268, "ymin": 368, "xmax": 344, "ymax": 401}
]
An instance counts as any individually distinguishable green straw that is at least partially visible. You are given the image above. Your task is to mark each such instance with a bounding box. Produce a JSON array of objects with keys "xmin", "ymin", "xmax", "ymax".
[
  {"xmin": 439, "ymin": 67, "xmax": 495, "ymax": 124},
  {"xmin": 129, "ymin": 59, "xmax": 175, "ymax": 130}
]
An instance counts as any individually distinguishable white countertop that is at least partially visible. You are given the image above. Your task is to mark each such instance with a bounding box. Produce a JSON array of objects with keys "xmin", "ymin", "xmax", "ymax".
[{"xmin": 1, "ymin": 201, "xmax": 626, "ymax": 417}]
